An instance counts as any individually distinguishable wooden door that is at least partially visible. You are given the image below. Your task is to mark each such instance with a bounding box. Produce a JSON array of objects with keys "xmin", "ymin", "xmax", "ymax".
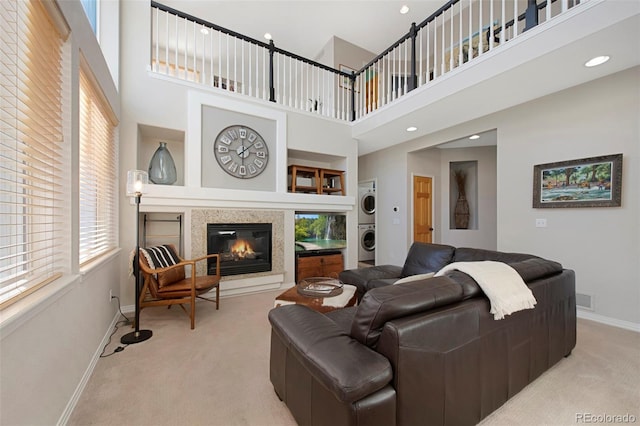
[{"xmin": 413, "ymin": 176, "xmax": 433, "ymax": 243}]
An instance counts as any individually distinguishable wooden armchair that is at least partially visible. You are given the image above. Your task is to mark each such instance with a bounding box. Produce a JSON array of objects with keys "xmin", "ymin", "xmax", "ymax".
[{"xmin": 137, "ymin": 244, "xmax": 221, "ymax": 329}]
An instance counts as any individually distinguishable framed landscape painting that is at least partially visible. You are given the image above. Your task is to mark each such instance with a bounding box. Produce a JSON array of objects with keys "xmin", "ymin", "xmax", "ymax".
[
  {"xmin": 533, "ymin": 153, "xmax": 622, "ymax": 208},
  {"xmin": 339, "ymin": 65, "xmax": 357, "ymax": 90}
]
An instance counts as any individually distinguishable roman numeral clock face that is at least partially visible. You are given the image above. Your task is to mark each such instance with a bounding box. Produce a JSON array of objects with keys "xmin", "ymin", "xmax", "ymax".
[{"xmin": 213, "ymin": 125, "xmax": 269, "ymax": 179}]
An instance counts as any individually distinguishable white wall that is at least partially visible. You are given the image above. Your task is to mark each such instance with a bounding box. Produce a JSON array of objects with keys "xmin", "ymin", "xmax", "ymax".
[
  {"xmin": 360, "ymin": 67, "xmax": 639, "ymax": 327},
  {"xmin": 0, "ymin": 1, "xmax": 122, "ymax": 424},
  {"xmin": 497, "ymin": 67, "xmax": 639, "ymax": 327},
  {"xmin": 359, "ymin": 148, "xmax": 409, "ymax": 266}
]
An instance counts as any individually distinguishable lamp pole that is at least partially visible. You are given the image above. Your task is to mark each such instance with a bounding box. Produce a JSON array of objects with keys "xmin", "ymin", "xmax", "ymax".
[{"xmin": 121, "ymin": 177, "xmax": 152, "ymax": 345}]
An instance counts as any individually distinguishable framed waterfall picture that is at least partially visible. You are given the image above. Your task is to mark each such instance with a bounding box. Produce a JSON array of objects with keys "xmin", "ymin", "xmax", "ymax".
[{"xmin": 533, "ymin": 153, "xmax": 623, "ymax": 208}]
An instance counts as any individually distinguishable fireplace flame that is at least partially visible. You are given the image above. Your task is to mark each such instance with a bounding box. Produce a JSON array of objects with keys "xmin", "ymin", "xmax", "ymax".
[{"xmin": 231, "ymin": 239, "xmax": 255, "ymax": 259}]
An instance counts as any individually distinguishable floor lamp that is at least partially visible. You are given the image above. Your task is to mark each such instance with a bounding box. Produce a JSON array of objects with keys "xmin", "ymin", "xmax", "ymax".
[{"xmin": 121, "ymin": 170, "xmax": 153, "ymax": 345}]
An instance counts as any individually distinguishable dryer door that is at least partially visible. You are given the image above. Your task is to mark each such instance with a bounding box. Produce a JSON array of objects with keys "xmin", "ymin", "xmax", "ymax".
[{"xmin": 361, "ymin": 192, "xmax": 375, "ymax": 215}]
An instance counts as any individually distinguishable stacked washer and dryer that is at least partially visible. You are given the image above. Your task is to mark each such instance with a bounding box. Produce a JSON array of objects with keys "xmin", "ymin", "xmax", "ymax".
[{"xmin": 358, "ymin": 183, "xmax": 376, "ymax": 263}]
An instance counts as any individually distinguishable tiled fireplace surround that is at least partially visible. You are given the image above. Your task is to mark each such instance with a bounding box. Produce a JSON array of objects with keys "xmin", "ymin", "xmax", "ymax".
[{"xmin": 190, "ymin": 208, "xmax": 285, "ymax": 294}]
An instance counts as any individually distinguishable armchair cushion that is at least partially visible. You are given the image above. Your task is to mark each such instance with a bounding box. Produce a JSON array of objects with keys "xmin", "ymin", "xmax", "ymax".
[{"xmin": 141, "ymin": 245, "xmax": 185, "ymax": 287}]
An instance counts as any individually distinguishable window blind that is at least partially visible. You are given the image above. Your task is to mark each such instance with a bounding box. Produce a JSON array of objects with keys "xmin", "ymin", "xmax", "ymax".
[
  {"xmin": 78, "ymin": 68, "xmax": 118, "ymax": 265},
  {"xmin": 0, "ymin": 0, "xmax": 64, "ymax": 308}
]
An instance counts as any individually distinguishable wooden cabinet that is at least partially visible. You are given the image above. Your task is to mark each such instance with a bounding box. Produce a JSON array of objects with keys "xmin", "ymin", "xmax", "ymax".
[
  {"xmin": 288, "ymin": 164, "xmax": 345, "ymax": 195},
  {"xmin": 296, "ymin": 252, "xmax": 344, "ymax": 283}
]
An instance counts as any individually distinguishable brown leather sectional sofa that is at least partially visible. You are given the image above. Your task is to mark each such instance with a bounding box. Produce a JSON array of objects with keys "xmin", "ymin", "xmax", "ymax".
[{"xmin": 268, "ymin": 242, "xmax": 576, "ymax": 426}]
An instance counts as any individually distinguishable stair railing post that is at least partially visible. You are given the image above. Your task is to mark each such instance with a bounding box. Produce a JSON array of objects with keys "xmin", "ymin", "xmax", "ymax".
[
  {"xmin": 269, "ymin": 40, "xmax": 276, "ymax": 102},
  {"xmin": 524, "ymin": 0, "xmax": 539, "ymax": 31},
  {"xmin": 350, "ymin": 72, "xmax": 356, "ymax": 121},
  {"xmin": 409, "ymin": 22, "xmax": 418, "ymax": 92}
]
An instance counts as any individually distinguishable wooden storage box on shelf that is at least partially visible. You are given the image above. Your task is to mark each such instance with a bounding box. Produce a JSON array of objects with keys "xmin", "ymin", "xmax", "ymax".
[
  {"xmin": 296, "ymin": 252, "xmax": 344, "ymax": 282},
  {"xmin": 288, "ymin": 164, "xmax": 345, "ymax": 195}
]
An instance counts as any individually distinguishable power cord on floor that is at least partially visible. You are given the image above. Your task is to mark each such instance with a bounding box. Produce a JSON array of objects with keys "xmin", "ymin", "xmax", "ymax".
[{"xmin": 99, "ymin": 295, "xmax": 131, "ymax": 358}]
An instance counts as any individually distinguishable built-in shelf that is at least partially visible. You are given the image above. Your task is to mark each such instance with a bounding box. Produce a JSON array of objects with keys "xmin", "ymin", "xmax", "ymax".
[{"xmin": 138, "ymin": 124, "xmax": 185, "ymax": 186}]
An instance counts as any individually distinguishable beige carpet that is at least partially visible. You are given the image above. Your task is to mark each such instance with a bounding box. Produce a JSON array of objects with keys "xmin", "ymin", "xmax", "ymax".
[{"xmin": 69, "ymin": 290, "xmax": 640, "ymax": 426}]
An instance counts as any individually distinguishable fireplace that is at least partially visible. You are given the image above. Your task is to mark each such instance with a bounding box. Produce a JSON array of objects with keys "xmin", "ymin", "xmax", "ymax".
[{"xmin": 207, "ymin": 223, "xmax": 272, "ymax": 276}]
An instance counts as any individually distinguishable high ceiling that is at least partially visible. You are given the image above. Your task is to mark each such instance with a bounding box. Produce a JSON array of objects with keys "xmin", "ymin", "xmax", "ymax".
[
  {"xmin": 158, "ymin": 1, "xmax": 639, "ymax": 155},
  {"xmin": 158, "ymin": 1, "xmax": 443, "ymax": 65}
]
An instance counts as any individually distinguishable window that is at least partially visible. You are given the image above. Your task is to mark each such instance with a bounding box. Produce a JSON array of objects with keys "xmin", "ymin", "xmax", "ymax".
[
  {"xmin": 78, "ymin": 67, "xmax": 118, "ymax": 265},
  {"xmin": 0, "ymin": 0, "xmax": 65, "ymax": 308},
  {"xmin": 80, "ymin": 0, "xmax": 98, "ymax": 35}
]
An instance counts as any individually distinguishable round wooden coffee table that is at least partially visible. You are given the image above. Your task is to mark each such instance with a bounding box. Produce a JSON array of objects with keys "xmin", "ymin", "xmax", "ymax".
[{"xmin": 274, "ymin": 280, "xmax": 357, "ymax": 313}]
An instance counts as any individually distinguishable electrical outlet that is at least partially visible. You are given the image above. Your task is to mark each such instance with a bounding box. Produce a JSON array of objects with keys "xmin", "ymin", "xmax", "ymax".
[
  {"xmin": 109, "ymin": 289, "xmax": 113, "ymax": 302},
  {"xmin": 535, "ymin": 218, "xmax": 547, "ymax": 228}
]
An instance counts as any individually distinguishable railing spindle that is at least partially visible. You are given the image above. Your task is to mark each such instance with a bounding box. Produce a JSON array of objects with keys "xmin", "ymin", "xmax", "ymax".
[
  {"xmin": 426, "ymin": 23, "xmax": 431, "ymax": 82},
  {"xmin": 389, "ymin": 54, "xmax": 393, "ymax": 103},
  {"xmin": 441, "ymin": 12, "xmax": 445, "ymax": 75},
  {"xmin": 489, "ymin": 0, "xmax": 494, "ymax": 50},
  {"xmin": 191, "ymin": 21, "xmax": 195, "ymax": 81},
  {"xmin": 501, "ymin": 0, "xmax": 506, "ymax": 44},
  {"xmin": 182, "ymin": 18, "xmax": 187, "ymax": 78},
  {"xmin": 201, "ymin": 25, "xmax": 205, "ymax": 84},
  {"xmin": 248, "ymin": 42, "xmax": 252, "ymax": 96},
  {"xmin": 478, "ymin": 0, "xmax": 483, "ymax": 55},
  {"xmin": 164, "ymin": 10, "xmax": 169, "ymax": 72},
  {"xmin": 468, "ymin": 0, "xmax": 473, "ymax": 60},
  {"xmin": 210, "ymin": 27, "xmax": 214, "ymax": 86},
  {"xmin": 448, "ymin": 6, "xmax": 455, "ymax": 71},
  {"xmin": 513, "ymin": 0, "xmax": 518, "ymax": 38},
  {"xmin": 241, "ymin": 39, "xmax": 245, "ymax": 94}
]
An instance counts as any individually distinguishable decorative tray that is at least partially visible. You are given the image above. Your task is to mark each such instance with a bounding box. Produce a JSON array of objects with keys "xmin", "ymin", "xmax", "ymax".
[{"xmin": 297, "ymin": 277, "xmax": 344, "ymax": 297}]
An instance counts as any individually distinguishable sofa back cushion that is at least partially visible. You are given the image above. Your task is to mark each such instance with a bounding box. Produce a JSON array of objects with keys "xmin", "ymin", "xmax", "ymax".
[
  {"xmin": 401, "ymin": 242, "xmax": 455, "ymax": 277},
  {"xmin": 438, "ymin": 258, "xmax": 564, "ymax": 300},
  {"xmin": 453, "ymin": 247, "xmax": 536, "ymax": 263},
  {"xmin": 351, "ymin": 276, "xmax": 463, "ymax": 348},
  {"xmin": 508, "ymin": 258, "xmax": 563, "ymax": 281}
]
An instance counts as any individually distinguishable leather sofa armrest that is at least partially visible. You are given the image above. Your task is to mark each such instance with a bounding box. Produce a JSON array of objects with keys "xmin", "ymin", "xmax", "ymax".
[
  {"xmin": 269, "ymin": 304, "xmax": 393, "ymax": 403},
  {"xmin": 339, "ymin": 265, "xmax": 403, "ymax": 286},
  {"xmin": 339, "ymin": 265, "xmax": 403, "ymax": 299}
]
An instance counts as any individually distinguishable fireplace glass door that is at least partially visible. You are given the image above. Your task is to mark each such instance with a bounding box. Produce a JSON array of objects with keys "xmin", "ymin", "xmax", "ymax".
[{"xmin": 207, "ymin": 223, "xmax": 272, "ymax": 276}]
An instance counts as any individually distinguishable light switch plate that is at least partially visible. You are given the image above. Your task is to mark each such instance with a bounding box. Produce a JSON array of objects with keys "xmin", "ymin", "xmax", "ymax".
[{"xmin": 535, "ymin": 218, "xmax": 547, "ymax": 228}]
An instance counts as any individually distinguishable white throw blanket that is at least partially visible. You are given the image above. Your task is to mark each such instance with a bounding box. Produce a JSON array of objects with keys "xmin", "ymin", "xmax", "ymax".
[{"xmin": 435, "ymin": 261, "xmax": 536, "ymax": 320}]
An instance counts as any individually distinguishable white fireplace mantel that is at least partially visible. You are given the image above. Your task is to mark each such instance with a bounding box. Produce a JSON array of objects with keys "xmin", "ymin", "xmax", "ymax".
[{"xmin": 139, "ymin": 184, "xmax": 355, "ymax": 212}]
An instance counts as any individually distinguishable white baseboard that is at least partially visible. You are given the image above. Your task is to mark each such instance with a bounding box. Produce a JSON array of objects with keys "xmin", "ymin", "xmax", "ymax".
[
  {"xmin": 577, "ymin": 309, "xmax": 640, "ymax": 333},
  {"xmin": 57, "ymin": 311, "xmax": 122, "ymax": 426}
]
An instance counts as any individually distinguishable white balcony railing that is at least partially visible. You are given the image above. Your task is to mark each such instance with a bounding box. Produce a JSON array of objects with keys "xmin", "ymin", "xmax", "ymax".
[{"xmin": 150, "ymin": 0, "xmax": 585, "ymax": 121}]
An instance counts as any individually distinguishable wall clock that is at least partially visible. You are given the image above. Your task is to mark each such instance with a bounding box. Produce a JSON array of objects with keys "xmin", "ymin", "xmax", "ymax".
[{"xmin": 213, "ymin": 125, "xmax": 269, "ymax": 179}]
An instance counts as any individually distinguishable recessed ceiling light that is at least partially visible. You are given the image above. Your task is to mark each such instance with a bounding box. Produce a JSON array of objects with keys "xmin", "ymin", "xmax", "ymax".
[
  {"xmin": 585, "ymin": 55, "xmax": 610, "ymax": 67},
  {"xmin": 469, "ymin": 134, "xmax": 480, "ymax": 140},
  {"xmin": 264, "ymin": 33, "xmax": 272, "ymax": 41},
  {"xmin": 406, "ymin": 126, "xmax": 417, "ymax": 132},
  {"xmin": 400, "ymin": 5, "xmax": 410, "ymax": 14}
]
